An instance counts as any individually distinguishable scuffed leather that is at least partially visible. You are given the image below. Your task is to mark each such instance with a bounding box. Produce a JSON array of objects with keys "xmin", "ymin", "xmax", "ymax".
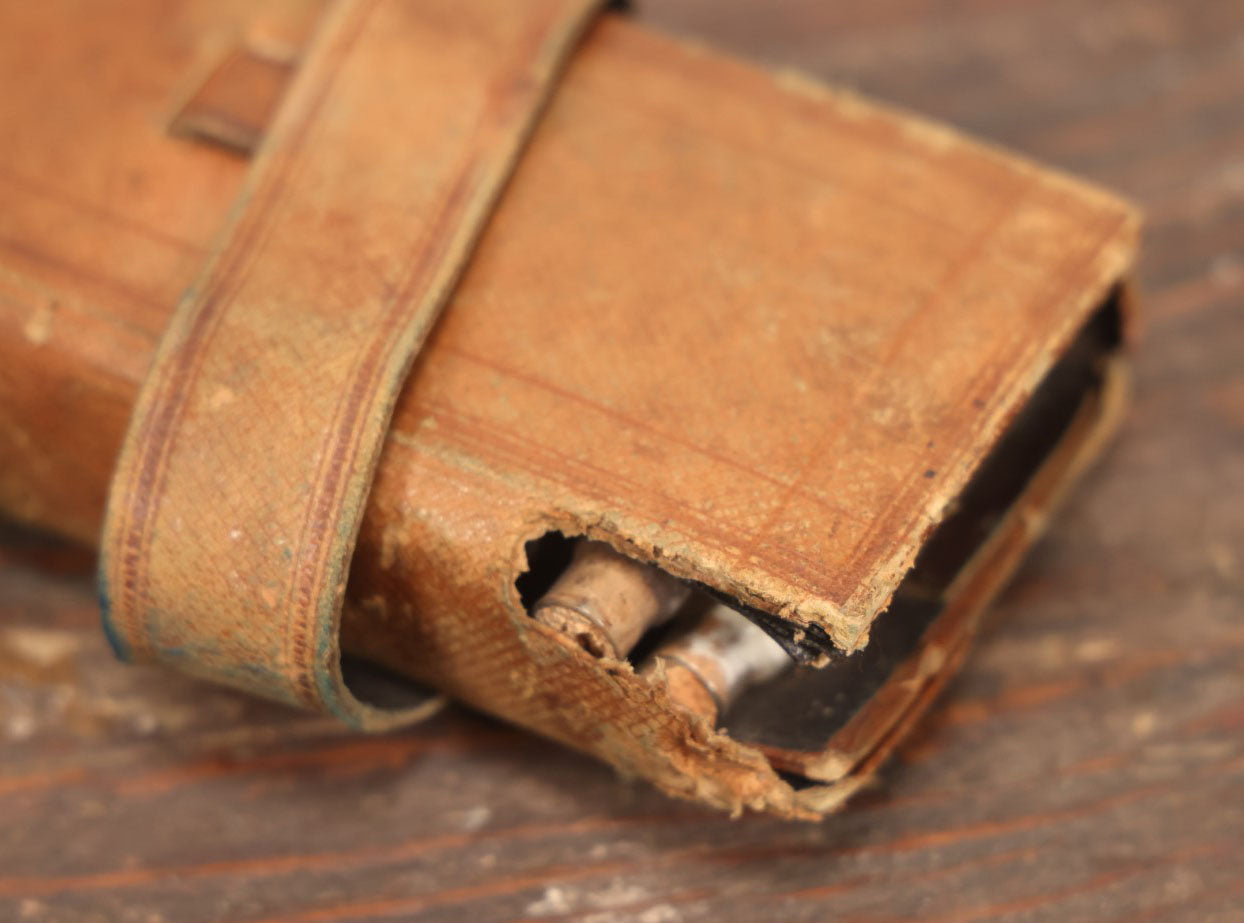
[
  {"xmin": 0, "ymin": 0, "xmax": 1139, "ymax": 816},
  {"xmin": 97, "ymin": 0, "xmax": 604, "ymax": 728}
]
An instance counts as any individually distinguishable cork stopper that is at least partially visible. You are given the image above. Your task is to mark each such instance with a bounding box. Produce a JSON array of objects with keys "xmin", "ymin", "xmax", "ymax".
[{"xmin": 532, "ymin": 540, "xmax": 690, "ymax": 659}]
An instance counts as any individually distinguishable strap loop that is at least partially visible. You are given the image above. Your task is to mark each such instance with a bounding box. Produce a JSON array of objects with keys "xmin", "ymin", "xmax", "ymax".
[{"xmin": 99, "ymin": 0, "xmax": 602, "ymax": 729}]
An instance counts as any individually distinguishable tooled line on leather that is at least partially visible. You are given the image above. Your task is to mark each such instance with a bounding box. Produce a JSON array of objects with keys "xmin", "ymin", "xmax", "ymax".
[
  {"xmin": 419, "ymin": 399, "xmax": 840, "ymax": 598},
  {"xmin": 846, "ymin": 214, "xmax": 1129, "ymax": 565},
  {"xmin": 0, "ymin": 233, "xmax": 176, "ymax": 316},
  {"xmin": 585, "ymin": 79, "xmax": 976, "ymax": 243},
  {"xmin": 855, "ymin": 210, "xmax": 1132, "ymax": 565},
  {"xmin": 277, "ymin": 167, "xmax": 477, "ymax": 706},
  {"xmin": 410, "ymin": 394, "xmax": 868, "ymax": 607},
  {"xmin": 729, "ymin": 175, "xmax": 1040, "ymax": 588},
  {"xmin": 0, "ymin": 166, "xmax": 207, "ymax": 258},
  {"xmin": 111, "ymin": 0, "xmax": 376, "ymax": 660},
  {"xmin": 441, "ymin": 74, "xmax": 1094, "ymax": 601},
  {"xmin": 278, "ymin": 3, "xmax": 595, "ymax": 707},
  {"xmin": 828, "ymin": 178, "xmax": 1042, "ymax": 567},
  {"xmin": 111, "ymin": 0, "xmax": 578, "ymax": 702},
  {"xmin": 109, "ymin": 0, "xmax": 382, "ymax": 664},
  {"xmin": 441, "ymin": 345, "xmax": 802, "ymax": 494},
  {"xmin": 423, "ymin": 344, "xmax": 855, "ymax": 568},
  {"xmin": 839, "ymin": 208, "xmax": 1133, "ymax": 609},
  {"xmin": 403, "ymin": 54, "xmax": 1108, "ymax": 610}
]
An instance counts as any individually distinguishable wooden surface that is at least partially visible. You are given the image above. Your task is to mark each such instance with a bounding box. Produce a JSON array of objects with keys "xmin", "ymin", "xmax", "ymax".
[{"xmin": 3, "ymin": 0, "xmax": 1242, "ymax": 919}]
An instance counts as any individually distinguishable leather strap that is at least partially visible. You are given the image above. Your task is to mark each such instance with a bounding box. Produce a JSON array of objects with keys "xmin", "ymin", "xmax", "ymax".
[{"xmin": 99, "ymin": 0, "xmax": 601, "ymax": 729}]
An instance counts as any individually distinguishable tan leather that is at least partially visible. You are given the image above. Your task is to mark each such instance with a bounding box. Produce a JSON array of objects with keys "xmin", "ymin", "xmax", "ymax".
[
  {"xmin": 98, "ymin": 0, "xmax": 602, "ymax": 728},
  {"xmin": 0, "ymin": 0, "xmax": 1139, "ymax": 817}
]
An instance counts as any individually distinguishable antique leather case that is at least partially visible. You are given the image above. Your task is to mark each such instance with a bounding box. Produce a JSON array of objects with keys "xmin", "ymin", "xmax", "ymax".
[{"xmin": 0, "ymin": 0, "xmax": 1138, "ymax": 818}]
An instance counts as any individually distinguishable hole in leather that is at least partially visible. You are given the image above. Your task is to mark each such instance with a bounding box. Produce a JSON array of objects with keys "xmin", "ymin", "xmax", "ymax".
[
  {"xmin": 515, "ymin": 289, "xmax": 1124, "ymax": 778},
  {"xmin": 515, "ymin": 530, "xmax": 576, "ymax": 612},
  {"xmin": 517, "ymin": 530, "xmax": 691, "ymax": 662}
]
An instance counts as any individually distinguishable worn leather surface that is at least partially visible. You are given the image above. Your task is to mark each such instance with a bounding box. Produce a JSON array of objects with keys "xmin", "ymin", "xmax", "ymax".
[
  {"xmin": 97, "ymin": 0, "xmax": 603, "ymax": 728},
  {"xmin": 0, "ymin": 0, "xmax": 1139, "ymax": 816}
]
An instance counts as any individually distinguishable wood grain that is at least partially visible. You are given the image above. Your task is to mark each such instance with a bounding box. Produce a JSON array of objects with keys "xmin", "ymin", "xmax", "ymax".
[{"xmin": 2, "ymin": 0, "xmax": 1242, "ymax": 919}]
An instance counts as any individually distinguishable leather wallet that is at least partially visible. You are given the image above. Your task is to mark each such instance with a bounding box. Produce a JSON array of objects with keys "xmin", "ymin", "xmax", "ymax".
[{"xmin": 0, "ymin": 0, "xmax": 1139, "ymax": 818}]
